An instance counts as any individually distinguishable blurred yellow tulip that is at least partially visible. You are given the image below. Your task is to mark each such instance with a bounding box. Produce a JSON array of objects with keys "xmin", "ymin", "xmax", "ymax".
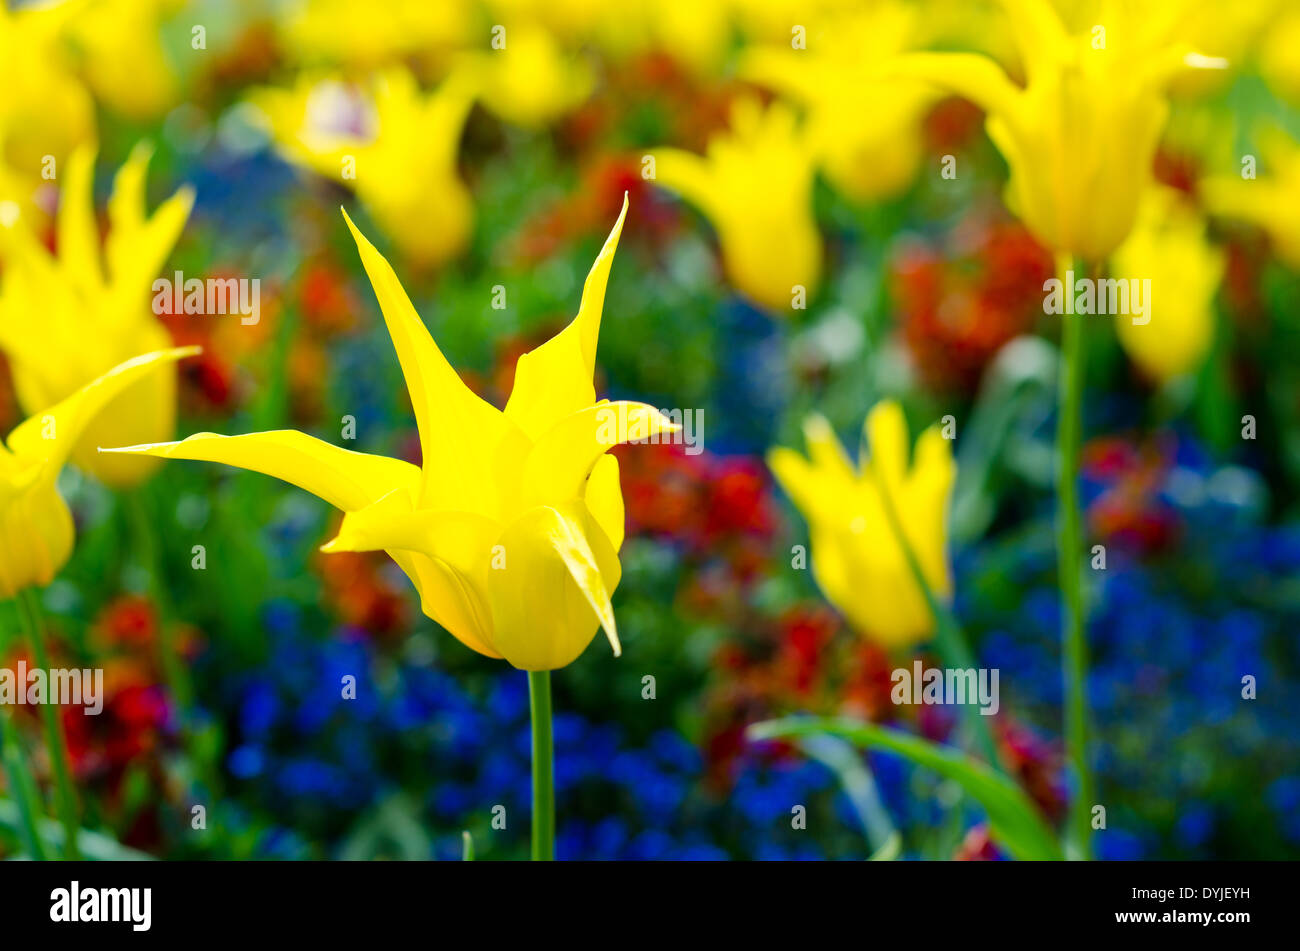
[
  {"xmin": 105, "ymin": 198, "xmax": 678, "ymax": 671},
  {"xmin": 68, "ymin": 0, "xmax": 183, "ymax": 120},
  {"xmin": 1111, "ymin": 186, "xmax": 1223, "ymax": 382},
  {"xmin": 893, "ymin": 0, "xmax": 1225, "ymax": 260},
  {"xmin": 0, "ymin": 144, "xmax": 194, "ymax": 488},
  {"xmin": 1202, "ymin": 126, "xmax": 1300, "ymax": 270},
  {"xmin": 739, "ymin": 2, "xmax": 939, "ymax": 203},
  {"xmin": 0, "ymin": 348, "xmax": 195, "ymax": 599},
  {"xmin": 0, "ymin": 0, "xmax": 96, "ymax": 222},
  {"xmin": 1259, "ymin": 6, "xmax": 1300, "ymax": 106},
  {"xmin": 653, "ymin": 98, "xmax": 822, "ymax": 313},
  {"xmin": 452, "ymin": 21, "xmax": 593, "ymax": 130},
  {"xmin": 276, "ymin": 0, "xmax": 473, "ymax": 66},
  {"xmin": 768, "ymin": 402, "xmax": 955, "ymax": 649},
  {"xmin": 250, "ymin": 68, "xmax": 475, "ymax": 269}
]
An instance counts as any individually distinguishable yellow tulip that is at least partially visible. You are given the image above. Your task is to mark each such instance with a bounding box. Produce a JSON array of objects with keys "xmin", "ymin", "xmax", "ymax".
[
  {"xmin": 68, "ymin": 0, "xmax": 183, "ymax": 120},
  {"xmin": 451, "ymin": 21, "xmax": 593, "ymax": 130},
  {"xmin": 0, "ymin": 144, "xmax": 194, "ymax": 488},
  {"xmin": 739, "ymin": 2, "xmax": 939, "ymax": 203},
  {"xmin": 0, "ymin": 348, "xmax": 195, "ymax": 599},
  {"xmin": 0, "ymin": 0, "xmax": 96, "ymax": 223},
  {"xmin": 276, "ymin": 0, "xmax": 473, "ymax": 67},
  {"xmin": 1112, "ymin": 186, "xmax": 1223, "ymax": 382},
  {"xmin": 892, "ymin": 0, "xmax": 1225, "ymax": 260},
  {"xmin": 1259, "ymin": 6, "xmax": 1300, "ymax": 106},
  {"xmin": 250, "ymin": 68, "xmax": 475, "ymax": 268},
  {"xmin": 104, "ymin": 199, "xmax": 678, "ymax": 671},
  {"xmin": 768, "ymin": 402, "xmax": 955, "ymax": 650},
  {"xmin": 652, "ymin": 98, "xmax": 822, "ymax": 313},
  {"xmin": 1202, "ymin": 126, "xmax": 1300, "ymax": 270}
]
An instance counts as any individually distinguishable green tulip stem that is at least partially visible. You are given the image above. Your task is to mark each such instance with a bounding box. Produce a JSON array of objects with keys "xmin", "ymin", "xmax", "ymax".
[
  {"xmin": 16, "ymin": 589, "xmax": 80, "ymax": 859},
  {"xmin": 528, "ymin": 670, "xmax": 554, "ymax": 861},
  {"xmin": 0, "ymin": 705, "xmax": 47, "ymax": 860},
  {"xmin": 1057, "ymin": 253, "xmax": 1093, "ymax": 861}
]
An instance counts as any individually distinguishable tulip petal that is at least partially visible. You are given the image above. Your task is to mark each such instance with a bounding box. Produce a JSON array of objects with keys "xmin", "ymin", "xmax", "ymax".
[
  {"xmin": 106, "ymin": 142, "xmax": 195, "ymax": 296},
  {"xmin": 801, "ymin": 414, "xmax": 857, "ymax": 482},
  {"xmin": 520, "ymin": 401, "xmax": 678, "ymax": 508},
  {"xmin": 100, "ymin": 428, "xmax": 417, "ymax": 513},
  {"xmin": 767, "ymin": 446, "xmax": 823, "ymax": 520},
  {"xmin": 504, "ymin": 195, "xmax": 627, "ymax": 440},
  {"xmin": 486, "ymin": 503, "xmax": 622, "ymax": 670},
  {"xmin": 322, "ymin": 491, "xmax": 502, "ymax": 658},
  {"xmin": 584, "ymin": 453, "xmax": 625, "ymax": 552},
  {"xmin": 888, "ymin": 52, "xmax": 1019, "ymax": 118},
  {"xmin": 998, "ymin": 0, "xmax": 1070, "ymax": 82},
  {"xmin": 8, "ymin": 347, "xmax": 198, "ymax": 471},
  {"xmin": 651, "ymin": 148, "xmax": 719, "ymax": 221},
  {"xmin": 343, "ymin": 209, "xmax": 518, "ymax": 516},
  {"xmin": 57, "ymin": 145, "xmax": 103, "ymax": 291},
  {"xmin": 863, "ymin": 400, "xmax": 910, "ymax": 493}
]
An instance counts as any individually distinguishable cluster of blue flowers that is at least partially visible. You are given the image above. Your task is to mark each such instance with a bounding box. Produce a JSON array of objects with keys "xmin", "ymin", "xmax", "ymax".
[
  {"xmin": 958, "ymin": 434, "xmax": 1300, "ymax": 860},
  {"xmin": 201, "ymin": 598, "xmax": 856, "ymax": 859}
]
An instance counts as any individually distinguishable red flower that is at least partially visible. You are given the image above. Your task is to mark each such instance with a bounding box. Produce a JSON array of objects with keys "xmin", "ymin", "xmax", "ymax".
[
  {"xmin": 92, "ymin": 595, "xmax": 158, "ymax": 651},
  {"xmin": 891, "ymin": 215, "xmax": 1052, "ymax": 393},
  {"xmin": 1083, "ymin": 436, "xmax": 1180, "ymax": 555}
]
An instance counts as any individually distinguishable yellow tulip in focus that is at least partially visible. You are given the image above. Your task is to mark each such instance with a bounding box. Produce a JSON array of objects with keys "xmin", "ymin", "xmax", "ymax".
[
  {"xmin": 0, "ymin": 348, "xmax": 195, "ymax": 599},
  {"xmin": 1202, "ymin": 126, "xmax": 1300, "ymax": 270},
  {"xmin": 892, "ymin": 0, "xmax": 1225, "ymax": 260},
  {"xmin": 739, "ymin": 2, "xmax": 940, "ymax": 203},
  {"xmin": 768, "ymin": 402, "xmax": 956, "ymax": 649},
  {"xmin": 1112, "ymin": 186, "xmax": 1223, "ymax": 383},
  {"xmin": 652, "ymin": 98, "xmax": 822, "ymax": 313},
  {"xmin": 0, "ymin": 144, "xmax": 194, "ymax": 488},
  {"xmin": 250, "ymin": 68, "xmax": 475, "ymax": 268},
  {"xmin": 105, "ymin": 198, "xmax": 678, "ymax": 671}
]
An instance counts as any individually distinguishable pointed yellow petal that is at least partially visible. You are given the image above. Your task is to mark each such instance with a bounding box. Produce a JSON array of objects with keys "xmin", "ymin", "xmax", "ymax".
[
  {"xmin": 101, "ymin": 428, "xmax": 418, "ymax": 512},
  {"xmin": 57, "ymin": 144, "xmax": 103, "ymax": 290},
  {"xmin": 486, "ymin": 503, "xmax": 622, "ymax": 670},
  {"xmin": 519, "ymin": 401, "xmax": 678, "ymax": 508},
  {"xmin": 504, "ymin": 195, "xmax": 627, "ymax": 440},
  {"xmin": 767, "ymin": 445, "xmax": 821, "ymax": 520},
  {"xmin": 105, "ymin": 142, "xmax": 194, "ymax": 295},
  {"xmin": 342, "ymin": 208, "xmax": 516, "ymax": 515},
  {"xmin": 801, "ymin": 414, "xmax": 857, "ymax": 481},
  {"xmin": 863, "ymin": 400, "xmax": 909, "ymax": 493},
  {"xmin": 651, "ymin": 148, "xmax": 719, "ymax": 220},
  {"xmin": 8, "ymin": 347, "xmax": 198, "ymax": 471}
]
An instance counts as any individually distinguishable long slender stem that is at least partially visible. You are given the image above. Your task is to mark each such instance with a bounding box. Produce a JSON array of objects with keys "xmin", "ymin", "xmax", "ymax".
[
  {"xmin": 17, "ymin": 589, "xmax": 80, "ymax": 859},
  {"xmin": 1056, "ymin": 253, "xmax": 1093, "ymax": 860},
  {"xmin": 527, "ymin": 670, "xmax": 554, "ymax": 861},
  {"xmin": 0, "ymin": 707, "xmax": 47, "ymax": 860}
]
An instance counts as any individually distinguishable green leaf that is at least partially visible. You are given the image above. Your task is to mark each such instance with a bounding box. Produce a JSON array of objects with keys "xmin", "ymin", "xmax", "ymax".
[
  {"xmin": 867, "ymin": 831, "xmax": 902, "ymax": 861},
  {"xmin": 749, "ymin": 717, "xmax": 1062, "ymax": 861}
]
